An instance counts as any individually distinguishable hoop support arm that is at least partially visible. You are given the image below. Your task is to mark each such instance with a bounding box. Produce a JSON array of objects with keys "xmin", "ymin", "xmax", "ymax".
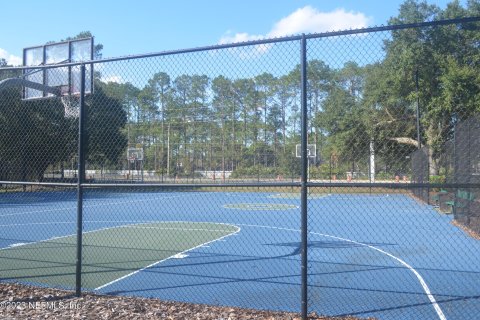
[{"xmin": 0, "ymin": 77, "xmax": 61, "ymax": 96}]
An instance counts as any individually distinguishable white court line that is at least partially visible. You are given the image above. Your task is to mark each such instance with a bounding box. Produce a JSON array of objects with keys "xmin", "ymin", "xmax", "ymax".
[
  {"xmin": 0, "ymin": 221, "xmax": 128, "ymax": 251},
  {"xmin": 0, "ymin": 220, "xmax": 242, "ymax": 294},
  {"xmin": 0, "ymin": 195, "xmax": 182, "ymax": 218},
  {"xmin": 0, "ymin": 219, "xmax": 232, "ymax": 230},
  {"xmin": 267, "ymin": 193, "xmax": 330, "ymax": 199},
  {"xmin": 0, "ymin": 220, "xmax": 237, "ymax": 251},
  {"xmin": 123, "ymin": 226, "xmax": 239, "ymax": 233},
  {"xmin": 0, "ymin": 221, "xmax": 75, "ymax": 228},
  {"xmin": 0, "ymin": 221, "xmax": 163, "ymax": 251},
  {"xmin": 224, "ymin": 193, "xmax": 260, "ymax": 197},
  {"xmin": 0, "ymin": 213, "xmax": 446, "ymax": 319},
  {"xmin": 236, "ymin": 223, "xmax": 446, "ymax": 320},
  {"xmin": 94, "ymin": 223, "xmax": 240, "ymax": 291},
  {"xmin": 0, "ymin": 206, "xmax": 72, "ymax": 218},
  {"xmin": 223, "ymin": 203, "xmax": 299, "ymax": 210},
  {"xmin": 331, "ymin": 194, "xmax": 395, "ymax": 199},
  {"xmin": 0, "ymin": 220, "xmax": 147, "ymax": 229}
]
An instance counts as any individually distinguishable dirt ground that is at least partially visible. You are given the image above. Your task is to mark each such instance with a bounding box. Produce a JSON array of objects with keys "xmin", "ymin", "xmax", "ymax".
[{"xmin": 0, "ymin": 282, "xmax": 372, "ymax": 320}]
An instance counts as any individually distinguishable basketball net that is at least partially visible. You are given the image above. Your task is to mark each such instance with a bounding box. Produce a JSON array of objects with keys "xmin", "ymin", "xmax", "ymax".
[
  {"xmin": 61, "ymin": 95, "xmax": 80, "ymax": 118},
  {"xmin": 59, "ymin": 86, "xmax": 80, "ymax": 118}
]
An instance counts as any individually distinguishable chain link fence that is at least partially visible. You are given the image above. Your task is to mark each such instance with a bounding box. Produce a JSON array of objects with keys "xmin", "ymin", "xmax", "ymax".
[
  {"xmin": 1, "ymin": 17, "xmax": 480, "ymax": 319},
  {"xmin": 411, "ymin": 146, "xmax": 430, "ymax": 203},
  {"xmin": 451, "ymin": 117, "xmax": 480, "ymax": 234}
]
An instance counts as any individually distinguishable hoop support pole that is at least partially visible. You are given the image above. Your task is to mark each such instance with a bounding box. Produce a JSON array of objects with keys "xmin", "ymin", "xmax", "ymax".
[{"xmin": 75, "ymin": 64, "xmax": 86, "ymax": 297}]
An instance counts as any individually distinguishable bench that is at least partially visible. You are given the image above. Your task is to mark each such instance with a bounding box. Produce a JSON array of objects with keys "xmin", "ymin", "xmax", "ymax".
[
  {"xmin": 432, "ymin": 189, "xmax": 449, "ymax": 205},
  {"xmin": 445, "ymin": 189, "xmax": 476, "ymax": 210},
  {"xmin": 432, "ymin": 190, "xmax": 453, "ymax": 211}
]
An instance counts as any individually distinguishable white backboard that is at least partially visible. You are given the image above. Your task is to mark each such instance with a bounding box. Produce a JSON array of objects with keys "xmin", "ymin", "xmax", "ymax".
[
  {"xmin": 127, "ymin": 148, "xmax": 144, "ymax": 161},
  {"xmin": 23, "ymin": 38, "xmax": 94, "ymax": 99},
  {"xmin": 296, "ymin": 144, "xmax": 316, "ymax": 158}
]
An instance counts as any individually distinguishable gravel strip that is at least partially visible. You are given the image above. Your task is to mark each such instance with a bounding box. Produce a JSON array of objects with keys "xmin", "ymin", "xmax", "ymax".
[{"xmin": 0, "ymin": 283, "xmax": 372, "ymax": 320}]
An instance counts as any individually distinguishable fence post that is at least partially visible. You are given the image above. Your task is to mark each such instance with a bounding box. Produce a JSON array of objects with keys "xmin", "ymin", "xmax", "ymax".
[
  {"xmin": 427, "ymin": 149, "xmax": 430, "ymax": 205},
  {"xmin": 76, "ymin": 64, "xmax": 87, "ymax": 297},
  {"xmin": 415, "ymin": 67, "xmax": 421, "ymax": 149},
  {"xmin": 300, "ymin": 34, "xmax": 308, "ymax": 320}
]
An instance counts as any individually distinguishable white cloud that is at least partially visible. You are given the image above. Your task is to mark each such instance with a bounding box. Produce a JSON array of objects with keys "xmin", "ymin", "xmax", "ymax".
[
  {"xmin": 217, "ymin": 31, "xmax": 271, "ymax": 58},
  {"xmin": 268, "ymin": 6, "xmax": 371, "ymax": 38},
  {"xmin": 101, "ymin": 75, "xmax": 125, "ymax": 84},
  {"xmin": 218, "ymin": 6, "xmax": 371, "ymax": 45},
  {"xmin": 0, "ymin": 48, "xmax": 22, "ymax": 66},
  {"xmin": 218, "ymin": 31, "xmax": 264, "ymax": 45}
]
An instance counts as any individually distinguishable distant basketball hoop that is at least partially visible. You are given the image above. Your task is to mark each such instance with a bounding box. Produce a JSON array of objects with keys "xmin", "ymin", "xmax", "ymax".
[
  {"xmin": 127, "ymin": 147, "xmax": 143, "ymax": 163},
  {"xmin": 128, "ymin": 154, "xmax": 137, "ymax": 164},
  {"xmin": 296, "ymin": 144, "xmax": 316, "ymax": 158},
  {"xmin": 296, "ymin": 144, "xmax": 316, "ymax": 181}
]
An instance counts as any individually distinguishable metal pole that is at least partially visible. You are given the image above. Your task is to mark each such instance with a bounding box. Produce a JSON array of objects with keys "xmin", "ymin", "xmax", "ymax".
[
  {"xmin": 453, "ymin": 123, "xmax": 457, "ymax": 216},
  {"xmin": 75, "ymin": 64, "xmax": 86, "ymax": 297},
  {"xmin": 21, "ymin": 106, "xmax": 27, "ymax": 192},
  {"xmin": 307, "ymin": 157, "xmax": 310, "ymax": 182},
  {"xmin": 329, "ymin": 155, "xmax": 332, "ymax": 194},
  {"xmin": 300, "ymin": 34, "xmax": 308, "ymax": 320},
  {"xmin": 415, "ymin": 67, "xmax": 421, "ymax": 149},
  {"xmin": 415, "ymin": 68, "xmax": 429, "ymax": 203},
  {"xmin": 427, "ymin": 157, "xmax": 430, "ymax": 205}
]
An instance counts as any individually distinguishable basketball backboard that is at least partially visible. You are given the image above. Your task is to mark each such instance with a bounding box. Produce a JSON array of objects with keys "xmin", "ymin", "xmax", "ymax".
[
  {"xmin": 127, "ymin": 148, "xmax": 144, "ymax": 161},
  {"xmin": 296, "ymin": 144, "xmax": 316, "ymax": 158},
  {"xmin": 22, "ymin": 38, "xmax": 94, "ymax": 99}
]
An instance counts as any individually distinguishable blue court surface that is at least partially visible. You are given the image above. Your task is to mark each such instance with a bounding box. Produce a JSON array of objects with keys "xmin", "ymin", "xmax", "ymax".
[{"xmin": 1, "ymin": 190, "xmax": 480, "ymax": 319}]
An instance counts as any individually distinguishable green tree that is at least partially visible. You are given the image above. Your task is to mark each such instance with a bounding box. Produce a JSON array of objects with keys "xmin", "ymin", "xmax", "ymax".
[
  {"xmin": 365, "ymin": 0, "xmax": 480, "ymax": 174},
  {"xmin": 0, "ymin": 33, "xmax": 127, "ymax": 182},
  {"xmin": 146, "ymin": 72, "xmax": 171, "ymax": 171},
  {"xmin": 86, "ymin": 83, "xmax": 128, "ymax": 168},
  {"xmin": 62, "ymin": 31, "xmax": 103, "ymax": 59},
  {"xmin": 212, "ymin": 75, "xmax": 235, "ymax": 172}
]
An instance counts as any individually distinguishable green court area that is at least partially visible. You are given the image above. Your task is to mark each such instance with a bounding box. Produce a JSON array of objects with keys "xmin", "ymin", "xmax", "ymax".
[{"xmin": 0, "ymin": 222, "xmax": 239, "ymax": 289}]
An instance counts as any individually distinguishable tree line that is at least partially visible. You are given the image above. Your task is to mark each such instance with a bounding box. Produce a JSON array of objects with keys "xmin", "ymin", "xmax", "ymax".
[{"xmin": 108, "ymin": 1, "xmax": 480, "ymax": 179}]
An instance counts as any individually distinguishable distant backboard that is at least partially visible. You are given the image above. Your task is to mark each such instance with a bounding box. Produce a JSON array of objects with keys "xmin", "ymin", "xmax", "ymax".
[
  {"xmin": 127, "ymin": 148, "xmax": 144, "ymax": 161},
  {"xmin": 22, "ymin": 38, "xmax": 94, "ymax": 99},
  {"xmin": 296, "ymin": 144, "xmax": 316, "ymax": 158}
]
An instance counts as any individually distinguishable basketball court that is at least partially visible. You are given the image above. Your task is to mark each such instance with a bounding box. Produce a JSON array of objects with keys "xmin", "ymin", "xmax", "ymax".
[
  {"xmin": 1, "ymin": 19, "xmax": 480, "ymax": 320},
  {"xmin": 1, "ymin": 189, "xmax": 479, "ymax": 319}
]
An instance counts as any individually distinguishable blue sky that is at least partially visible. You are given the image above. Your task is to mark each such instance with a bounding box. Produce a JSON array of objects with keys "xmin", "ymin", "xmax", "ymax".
[{"xmin": 0, "ymin": 0, "xmax": 465, "ymax": 66}]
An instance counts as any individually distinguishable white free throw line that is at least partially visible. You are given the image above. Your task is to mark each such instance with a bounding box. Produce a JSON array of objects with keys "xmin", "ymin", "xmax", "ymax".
[
  {"xmin": 94, "ymin": 223, "xmax": 240, "ymax": 291},
  {"xmin": 0, "ymin": 218, "xmax": 446, "ymax": 319}
]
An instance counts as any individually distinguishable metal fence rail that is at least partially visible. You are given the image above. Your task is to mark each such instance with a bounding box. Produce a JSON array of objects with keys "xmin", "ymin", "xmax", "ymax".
[{"xmin": 1, "ymin": 16, "xmax": 480, "ymax": 320}]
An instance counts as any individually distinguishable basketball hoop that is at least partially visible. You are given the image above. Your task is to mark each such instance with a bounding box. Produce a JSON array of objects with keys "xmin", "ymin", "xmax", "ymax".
[
  {"xmin": 295, "ymin": 144, "xmax": 317, "ymax": 158},
  {"xmin": 61, "ymin": 95, "xmax": 80, "ymax": 118},
  {"xmin": 127, "ymin": 147, "xmax": 143, "ymax": 163},
  {"xmin": 59, "ymin": 86, "xmax": 80, "ymax": 118}
]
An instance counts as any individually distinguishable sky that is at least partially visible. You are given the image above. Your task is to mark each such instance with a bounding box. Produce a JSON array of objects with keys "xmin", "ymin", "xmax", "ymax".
[{"xmin": 0, "ymin": 0, "xmax": 467, "ymax": 66}]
